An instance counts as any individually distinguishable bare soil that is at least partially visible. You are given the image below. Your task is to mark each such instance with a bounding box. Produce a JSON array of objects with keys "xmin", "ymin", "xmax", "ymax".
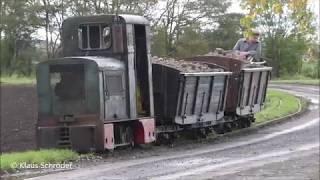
[{"xmin": 0, "ymin": 85, "xmax": 38, "ymax": 152}]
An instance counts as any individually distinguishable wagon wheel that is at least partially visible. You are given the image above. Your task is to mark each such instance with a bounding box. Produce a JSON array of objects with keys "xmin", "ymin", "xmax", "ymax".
[
  {"xmin": 213, "ymin": 124, "xmax": 225, "ymax": 134},
  {"xmin": 232, "ymin": 121, "xmax": 240, "ymax": 129},
  {"xmin": 197, "ymin": 128, "xmax": 208, "ymax": 138},
  {"xmin": 224, "ymin": 122, "xmax": 233, "ymax": 133},
  {"xmin": 239, "ymin": 118, "xmax": 251, "ymax": 128},
  {"xmin": 246, "ymin": 118, "xmax": 252, "ymax": 127},
  {"xmin": 238, "ymin": 118, "xmax": 248, "ymax": 128},
  {"xmin": 155, "ymin": 133, "xmax": 175, "ymax": 146}
]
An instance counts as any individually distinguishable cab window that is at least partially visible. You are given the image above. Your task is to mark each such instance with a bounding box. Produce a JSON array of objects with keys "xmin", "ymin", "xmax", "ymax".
[
  {"xmin": 50, "ymin": 64, "xmax": 85, "ymax": 100},
  {"xmin": 78, "ymin": 24, "xmax": 111, "ymax": 50},
  {"xmin": 105, "ymin": 75, "xmax": 123, "ymax": 96}
]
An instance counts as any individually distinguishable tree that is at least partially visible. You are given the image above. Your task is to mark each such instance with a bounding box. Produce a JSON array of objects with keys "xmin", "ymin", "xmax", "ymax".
[
  {"xmin": 152, "ymin": 0, "xmax": 231, "ymax": 56},
  {"xmin": 66, "ymin": 0, "xmax": 158, "ymax": 17},
  {"xmin": 40, "ymin": 0, "xmax": 67, "ymax": 58},
  {"xmin": 175, "ymin": 26, "xmax": 209, "ymax": 58},
  {"xmin": 240, "ymin": 0, "xmax": 316, "ymax": 77},
  {"xmin": 0, "ymin": 0, "xmax": 42, "ymax": 75},
  {"xmin": 203, "ymin": 13, "xmax": 244, "ymax": 51},
  {"xmin": 151, "ymin": 26, "xmax": 167, "ymax": 57}
]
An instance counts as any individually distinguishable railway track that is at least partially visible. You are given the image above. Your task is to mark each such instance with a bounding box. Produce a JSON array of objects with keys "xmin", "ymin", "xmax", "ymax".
[{"xmin": 27, "ymin": 84, "xmax": 319, "ymax": 180}]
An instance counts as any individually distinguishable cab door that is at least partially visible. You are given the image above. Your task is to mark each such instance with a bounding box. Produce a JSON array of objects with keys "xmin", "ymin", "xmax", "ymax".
[{"xmin": 103, "ymin": 71, "xmax": 128, "ymax": 120}]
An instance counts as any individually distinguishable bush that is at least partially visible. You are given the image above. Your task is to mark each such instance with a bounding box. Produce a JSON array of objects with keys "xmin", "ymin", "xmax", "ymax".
[{"xmin": 301, "ymin": 61, "xmax": 319, "ymax": 79}]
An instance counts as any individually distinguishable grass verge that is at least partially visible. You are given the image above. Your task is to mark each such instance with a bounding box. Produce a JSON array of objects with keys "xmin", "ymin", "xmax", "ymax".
[
  {"xmin": 0, "ymin": 149, "xmax": 78, "ymax": 172},
  {"xmin": 0, "ymin": 75, "xmax": 35, "ymax": 85},
  {"xmin": 271, "ymin": 79, "xmax": 319, "ymax": 86},
  {"xmin": 255, "ymin": 89, "xmax": 303, "ymax": 124}
]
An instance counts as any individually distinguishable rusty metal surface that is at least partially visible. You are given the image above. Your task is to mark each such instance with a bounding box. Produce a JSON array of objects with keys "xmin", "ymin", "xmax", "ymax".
[
  {"xmin": 36, "ymin": 15, "xmax": 156, "ymax": 151},
  {"xmin": 38, "ymin": 57, "xmax": 125, "ymax": 71},
  {"xmin": 183, "ymin": 56, "xmax": 244, "ymax": 113},
  {"xmin": 37, "ymin": 121, "xmax": 104, "ymax": 152},
  {"xmin": 184, "ymin": 55, "xmax": 272, "ymax": 115},
  {"xmin": 104, "ymin": 123, "xmax": 115, "ymax": 149},
  {"xmin": 152, "ymin": 63, "xmax": 230, "ymax": 126},
  {"xmin": 236, "ymin": 69, "xmax": 271, "ymax": 116},
  {"xmin": 134, "ymin": 118, "xmax": 156, "ymax": 144}
]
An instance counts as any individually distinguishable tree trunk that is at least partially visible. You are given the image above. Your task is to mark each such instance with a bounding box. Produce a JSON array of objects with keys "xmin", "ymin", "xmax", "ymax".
[{"xmin": 42, "ymin": 0, "xmax": 50, "ymax": 59}]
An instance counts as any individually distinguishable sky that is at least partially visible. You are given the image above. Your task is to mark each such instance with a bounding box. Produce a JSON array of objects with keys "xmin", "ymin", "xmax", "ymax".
[
  {"xmin": 34, "ymin": 0, "xmax": 320, "ymax": 40},
  {"xmin": 228, "ymin": 0, "xmax": 244, "ymax": 13}
]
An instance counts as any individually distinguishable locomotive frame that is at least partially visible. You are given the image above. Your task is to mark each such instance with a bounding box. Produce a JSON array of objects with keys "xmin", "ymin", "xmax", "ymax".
[{"xmin": 37, "ymin": 15, "xmax": 156, "ymax": 152}]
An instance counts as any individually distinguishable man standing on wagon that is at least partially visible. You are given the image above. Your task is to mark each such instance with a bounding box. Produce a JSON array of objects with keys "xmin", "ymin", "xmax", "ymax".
[{"xmin": 233, "ymin": 29, "xmax": 262, "ymax": 61}]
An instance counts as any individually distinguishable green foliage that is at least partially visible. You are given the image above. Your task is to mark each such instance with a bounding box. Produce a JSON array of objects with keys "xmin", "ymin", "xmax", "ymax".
[
  {"xmin": 263, "ymin": 36, "xmax": 309, "ymax": 76},
  {"xmin": 0, "ymin": 74, "xmax": 36, "ymax": 85},
  {"xmin": 0, "ymin": 39, "xmax": 44, "ymax": 76},
  {"xmin": 0, "ymin": 0, "xmax": 234, "ymax": 74},
  {"xmin": 301, "ymin": 61, "xmax": 319, "ymax": 79},
  {"xmin": 152, "ymin": 0, "xmax": 231, "ymax": 57},
  {"xmin": 1, "ymin": 0, "xmax": 159, "ymax": 76},
  {"xmin": 240, "ymin": 0, "xmax": 315, "ymax": 39},
  {"xmin": 271, "ymin": 79, "xmax": 319, "ymax": 85},
  {"xmin": 240, "ymin": 0, "xmax": 317, "ymax": 77},
  {"xmin": 0, "ymin": 0, "xmax": 43, "ymax": 75},
  {"xmin": 151, "ymin": 27, "xmax": 168, "ymax": 57},
  {"xmin": 175, "ymin": 27, "xmax": 209, "ymax": 58},
  {"xmin": 0, "ymin": 149, "xmax": 78, "ymax": 171},
  {"xmin": 204, "ymin": 13, "xmax": 244, "ymax": 51},
  {"xmin": 255, "ymin": 89, "xmax": 302, "ymax": 123},
  {"xmin": 66, "ymin": 0, "xmax": 158, "ymax": 16}
]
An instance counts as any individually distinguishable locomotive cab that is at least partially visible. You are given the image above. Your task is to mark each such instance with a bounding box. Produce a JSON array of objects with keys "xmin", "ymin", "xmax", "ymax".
[{"xmin": 36, "ymin": 15, "xmax": 155, "ymax": 151}]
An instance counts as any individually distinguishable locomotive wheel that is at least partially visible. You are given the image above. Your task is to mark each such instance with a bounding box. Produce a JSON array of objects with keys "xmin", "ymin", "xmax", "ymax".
[{"xmin": 154, "ymin": 137, "xmax": 162, "ymax": 146}]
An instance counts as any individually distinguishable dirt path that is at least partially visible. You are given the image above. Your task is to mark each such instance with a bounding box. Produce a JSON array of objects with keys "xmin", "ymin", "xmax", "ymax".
[{"xmin": 0, "ymin": 85, "xmax": 37, "ymax": 152}]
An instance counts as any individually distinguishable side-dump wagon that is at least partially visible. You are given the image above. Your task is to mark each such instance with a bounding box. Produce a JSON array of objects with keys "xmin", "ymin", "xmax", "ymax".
[
  {"xmin": 152, "ymin": 59, "xmax": 231, "ymax": 133},
  {"xmin": 184, "ymin": 55, "xmax": 272, "ymax": 128}
]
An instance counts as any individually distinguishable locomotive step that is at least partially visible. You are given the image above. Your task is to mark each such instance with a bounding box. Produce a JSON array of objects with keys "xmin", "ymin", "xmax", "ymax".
[{"xmin": 57, "ymin": 140, "xmax": 72, "ymax": 146}]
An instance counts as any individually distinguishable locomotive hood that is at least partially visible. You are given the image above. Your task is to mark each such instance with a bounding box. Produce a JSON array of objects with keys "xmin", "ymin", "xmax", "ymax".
[{"xmin": 38, "ymin": 56, "xmax": 125, "ymax": 71}]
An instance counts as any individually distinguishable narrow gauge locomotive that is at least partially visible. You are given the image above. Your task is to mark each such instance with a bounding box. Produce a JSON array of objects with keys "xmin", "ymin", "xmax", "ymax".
[{"xmin": 36, "ymin": 14, "xmax": 272, "ymax": 152}]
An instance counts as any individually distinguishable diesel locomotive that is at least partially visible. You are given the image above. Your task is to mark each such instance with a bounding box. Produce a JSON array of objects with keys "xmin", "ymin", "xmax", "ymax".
[{"xmin": 36, "ymin": 14, "xmax": 272, "ymax": 152}]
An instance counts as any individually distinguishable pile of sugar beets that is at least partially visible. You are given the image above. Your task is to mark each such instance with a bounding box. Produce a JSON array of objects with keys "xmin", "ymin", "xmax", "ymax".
[{"xmin": 151, "ymin": 56, "xmax": 223, "ymax": 73}]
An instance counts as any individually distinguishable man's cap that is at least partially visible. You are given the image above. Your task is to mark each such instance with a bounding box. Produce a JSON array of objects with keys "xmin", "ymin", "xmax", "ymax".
[{"xmin": 251, "ymin": 29, "xmax": 260, "ymax": 36}]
